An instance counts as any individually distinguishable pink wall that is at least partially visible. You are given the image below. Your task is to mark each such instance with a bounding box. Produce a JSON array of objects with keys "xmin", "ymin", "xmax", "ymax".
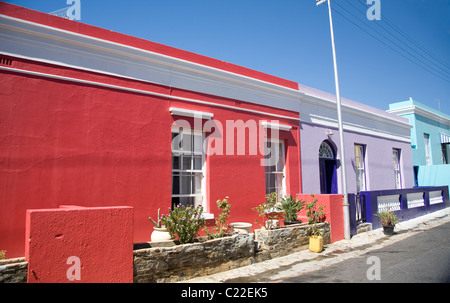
[
  {"xmin": 0, "ymin": 56, "xmax": 301, "ymax": 257},
  {"xmin": 297, "ymin": 194, "xmax": 344, "ymax": 243},
  {"xmin": 25, "ymin": 206, "xmax": 133, "ymax": 283}
]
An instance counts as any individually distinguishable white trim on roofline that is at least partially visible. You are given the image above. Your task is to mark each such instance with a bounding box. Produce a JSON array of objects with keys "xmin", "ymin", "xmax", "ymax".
[
  {"xmin": 387, "ymin": 106, "xmax": 450, "ymax": 126},
  {"xmin": 0, "ymin": 14, "xmax": 300, "ymax": 107},
  {"xmin": 0, "ymin": 13, "xmax": 412, "ymax": 143},
  {"xmin": 0, "ymin": 65, "xmax": 299, "ymax": 121}
]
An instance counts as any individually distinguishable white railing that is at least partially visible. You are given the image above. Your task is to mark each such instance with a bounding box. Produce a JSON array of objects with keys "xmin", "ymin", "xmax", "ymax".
[
  {"xmin": 377, "ymin": 194, "xmax": 401, "ymax": 213},
  {"xmin": 407, "ymin": 192, "xmax": 425, "ymax": 209},
  {"xmin": 429, "ymin": 191, "xmax": 444, "ymax": 205}
]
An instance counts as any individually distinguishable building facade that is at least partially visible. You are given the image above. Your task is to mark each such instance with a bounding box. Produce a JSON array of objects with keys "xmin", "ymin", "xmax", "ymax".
[
  {"xmin": 0, "ymin": 3, "xmax": 302, "ymax": 257},
  {"xmin": 0, "ymin": 3, "xmax": 414, "ymax": 257},
  {"xmin": 388, "ymin": 98, "xmax": 450, "ymax": 188},
  {"xmin": 297, "ymin": 85, "xmax": 414, "ymax": 195}
]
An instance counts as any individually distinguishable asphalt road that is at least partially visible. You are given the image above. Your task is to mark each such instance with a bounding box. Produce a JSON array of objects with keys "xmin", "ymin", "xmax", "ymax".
[{"xmin": 282, "ymin": 221, "xmax": 450, "ymax": 283}]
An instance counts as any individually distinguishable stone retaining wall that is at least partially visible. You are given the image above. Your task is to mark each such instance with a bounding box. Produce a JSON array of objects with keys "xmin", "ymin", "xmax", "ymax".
[
  {"xmin": 1, "ymin": 223, "xmax": 331, "ymax": 283},
  {"xmin": 133, "ymin": 233, "xmax": 256, "ymax": 283},
  {"xmin": 255, "ymin": 222, "xmax": 331, "ymax": 260},
  {"xmin": 0, "ymin": 258, "xmax": 28, "ymax": 283}
]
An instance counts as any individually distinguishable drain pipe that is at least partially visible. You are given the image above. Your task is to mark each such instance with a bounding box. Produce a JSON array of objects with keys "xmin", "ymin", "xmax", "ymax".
[{"xmin": 317, "ymin": 0, "xmax": 351, "ymax": 239}]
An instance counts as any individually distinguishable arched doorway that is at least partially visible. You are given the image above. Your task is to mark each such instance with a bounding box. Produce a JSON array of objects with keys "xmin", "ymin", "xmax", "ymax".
[{"xmin": 319, "ymin": 140, "xmax": 338, "ymax": 194}]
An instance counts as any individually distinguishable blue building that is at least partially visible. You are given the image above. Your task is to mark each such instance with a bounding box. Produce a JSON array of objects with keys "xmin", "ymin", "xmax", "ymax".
[{"xmin": 388, "ymin": 98, "xmax": 450, "ymax": 188}]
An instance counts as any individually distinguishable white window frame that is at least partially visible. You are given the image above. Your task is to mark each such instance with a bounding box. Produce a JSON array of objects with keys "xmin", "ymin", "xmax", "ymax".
[
  {"xmin": 393, "ymin": 149, "xmax": 402, "ymax": 189},
  {"xmin": 441, "ymin": 143, "xmax": 449, "ymax": 165},
  {"xmin": 424, "ymin": 133, "xmax": 432, "ymax": 166},
  {"xmin": 171, "ymin": 126, "xmax": 207, "ymax": 213},
  {"xmin": 264, "ymin": 138, "xmax": 286, "ymax": 201},
  {"xmin": 354, "ymin": 144, "xmax": 366, "ymax": 193}
]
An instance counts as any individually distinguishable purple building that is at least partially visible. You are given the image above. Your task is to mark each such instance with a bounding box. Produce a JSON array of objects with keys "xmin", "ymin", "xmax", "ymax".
[{"xmin": 296, "ymin": 84, "xmax": 414, "ymax": 195}]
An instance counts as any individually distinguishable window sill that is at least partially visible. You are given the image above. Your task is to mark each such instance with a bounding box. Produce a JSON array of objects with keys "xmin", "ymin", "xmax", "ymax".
[{"xmin": 202, "ymin": 213, "xmax": 215, "ymax": 220}]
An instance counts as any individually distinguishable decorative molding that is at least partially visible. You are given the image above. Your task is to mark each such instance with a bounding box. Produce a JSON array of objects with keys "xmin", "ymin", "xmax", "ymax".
[
  {"xmin": 387, "ymin": 105, "xmax": 450, "ymax": 126},
  {"xmin": 261, "ymin": 121, "xmax": 292, "ymax": 132},
  {"xmin": 169, "ymin": 107, "xmax": 213, "ymax": 120}
]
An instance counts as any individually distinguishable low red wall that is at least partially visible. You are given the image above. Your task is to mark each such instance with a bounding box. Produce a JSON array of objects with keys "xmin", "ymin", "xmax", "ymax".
[
  {"xmin": 25, "ymin": 206, "xmax": 134, "ymax": 283},
  {"xmin": 296, "ymin": 194, "xmax": 344, "ymax": 243}
]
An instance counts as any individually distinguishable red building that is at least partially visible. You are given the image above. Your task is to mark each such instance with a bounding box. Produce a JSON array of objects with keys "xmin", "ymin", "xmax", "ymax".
[{"xmin": 0, "ymin": 3, "xmax": 302, "ymax": 258}]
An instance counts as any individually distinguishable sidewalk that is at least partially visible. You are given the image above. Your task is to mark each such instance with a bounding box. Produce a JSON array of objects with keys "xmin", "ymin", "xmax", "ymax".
[{"xmin": 183, "ymin": 207, "xmax": 450, "ymax": 283}]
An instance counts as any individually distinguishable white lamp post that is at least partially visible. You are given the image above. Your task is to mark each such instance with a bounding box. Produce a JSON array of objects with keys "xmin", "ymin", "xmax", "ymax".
[{"xmin": 316, "ymin": 0, "xmax": 351, "ymax": 240}]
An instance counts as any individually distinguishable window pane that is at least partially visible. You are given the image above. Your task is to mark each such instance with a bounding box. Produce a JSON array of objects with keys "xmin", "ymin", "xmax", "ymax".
[
  {"xmin": 266, "ymin": 172, "xmax": 274, "ymax": 189},
  {"xmin": 354, "ymin": 145, "xmax": 366, "ymax": 192},
  {"xmin": 194, "ymin": 174, "xmax": 202, "ymax": 194},
  {"xmin": 172, "ymin": 196, "xmax": 180, "ymax": 208},
  {"xmin": 182, "ymin": 133, "xmax": 192, "ymax": 153},
  {"xmin": 193, "ymin": 134, "xmax": 202, "ymax": 154},
  {"xmin": 172, "ymin": 155, "xmax": 180, "ymax": 170},
  {"xmin": 193, "ymin": 156, "xmax": 202, "ymax": 170},
  {"xmin": 181, "ymin": 174, "xmax": 192, "ymax": 195},
  {"xmin": 276, "ymin": 143, "xmax": 283, "ymax": 172},
  {"xmin": 424, "ymin": 134, "xmax": 431, "ymax": 166},
  {"xmin": 172, "ymin": 132, "xmax": 181, "ymax": 152},
  {"xmin": 179, "ymin": 196, "xmax": 194, "ymax": 207},
  {"xmin": 264, "ymin": 144, "xmax": 280, "ymax": 169},
  {"xmin": 172, "ymin": 174, "xmax": 180, "ymax": 195},
  {"xmin": 275, "ymin": 173, "xmax": 283, "ymax": 192},
  {"xmin": 182, "ymin": 155, "xmax": 192, "ymax": 170}
]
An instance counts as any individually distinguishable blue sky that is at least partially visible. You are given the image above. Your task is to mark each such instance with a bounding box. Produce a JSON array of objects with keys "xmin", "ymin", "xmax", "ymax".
[{"xmin": 2, "ymin": 0, "xmax": 449, "ymax": 114}]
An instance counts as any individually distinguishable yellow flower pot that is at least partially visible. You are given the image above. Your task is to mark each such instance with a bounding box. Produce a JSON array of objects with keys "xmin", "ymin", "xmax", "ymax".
[{"xmin": 309, "ymin": 236, "xmax": 323, "ymax": 253}]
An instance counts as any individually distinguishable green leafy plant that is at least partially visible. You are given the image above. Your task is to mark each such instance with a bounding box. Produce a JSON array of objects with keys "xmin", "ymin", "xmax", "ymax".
[
  {"xmin": 307, "ymin": 224, "xmax": 324, "ymax": 238},
  {"xmin": 160, "ymin": 205, "xmax": 206, "ymax": 244},
  {"xmin": 0, "ymin": 250, "xmax": 6, "ymax": 260},
  {"xmin": 306, "ymin": 194, "xmax": 326, "ymax": 224},
  {"xmin": 277, "ymin": 194, "xmax": 306, "ymax": 222},
  {"xmin": 252, "ymin": 192, "xmax": 281, "ymax": 229},
  {"xmin": 375, "ymin": 209, "xmax": 398, "ymax": 227},
  {"xmin": 205, "ymin": 196, "xmax": 232, "ymax": 239}
]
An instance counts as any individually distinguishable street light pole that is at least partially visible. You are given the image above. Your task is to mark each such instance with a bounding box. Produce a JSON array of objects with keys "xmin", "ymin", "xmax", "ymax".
[{"xmin": 316, "ymin": 0, "xmax": 351, "ymax": 240}]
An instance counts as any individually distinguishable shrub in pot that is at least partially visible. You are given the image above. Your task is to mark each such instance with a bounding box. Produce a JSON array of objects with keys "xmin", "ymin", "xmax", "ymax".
[
  {"xmin": 375, "ymin": 209, "xmax": 399, "ymax": 235},
  {"xmin": 204, "ymin": 197, "xmax": 232, "ymax": 239},
  {"xmin": 149, "ymin": 208, "xmax": 172, "ymax": 242},
  {"xmin": 278, "ymin": 194, "xmax": 306, "ymax": 225},
  {"xmin": 252, "ymin": 192, "xmax": 283, "ymax": 230},
  {"xmin": 306, "ymin": 194, "xmax": 326, "ymax": 224},
  {"xmin": 160, "ymin": 204, "xmax": 206, "ymax": 244}
]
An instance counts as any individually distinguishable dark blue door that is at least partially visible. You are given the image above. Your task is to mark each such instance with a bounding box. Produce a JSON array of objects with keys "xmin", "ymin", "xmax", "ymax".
[{"xmin": 320, "ymin": 158, "xmax": 337, "ymax": 194}]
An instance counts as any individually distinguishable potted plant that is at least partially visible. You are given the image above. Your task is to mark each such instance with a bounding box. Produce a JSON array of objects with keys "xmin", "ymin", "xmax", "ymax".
[
  {"xmin": 205, "ymin": 197, "xmax": 232, "ymax": 239},
  {"xmin": 308, "ymin": 224, "xmax": 324, "ymax": 253},
  {"xmin": 161, "ymin": 204, "xmax": 206, "ymax": 244},
  {"xmin": 149, "ymin": 208, "xmax": 172, "ymax": 242},
  {"xmin": 252, "ymin": 192, "xmax": 283, "ymax": 230},
  {"xmin": 278, "ymin": 194, "xmax": 306, "ymax": 225},
  {"xmin": 376, "ymin": 209, "xmax": 399, "ymax": 235},
  {"xmin": 306, "ymin": 194, "xmax": 326, "ymax": 224}
]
